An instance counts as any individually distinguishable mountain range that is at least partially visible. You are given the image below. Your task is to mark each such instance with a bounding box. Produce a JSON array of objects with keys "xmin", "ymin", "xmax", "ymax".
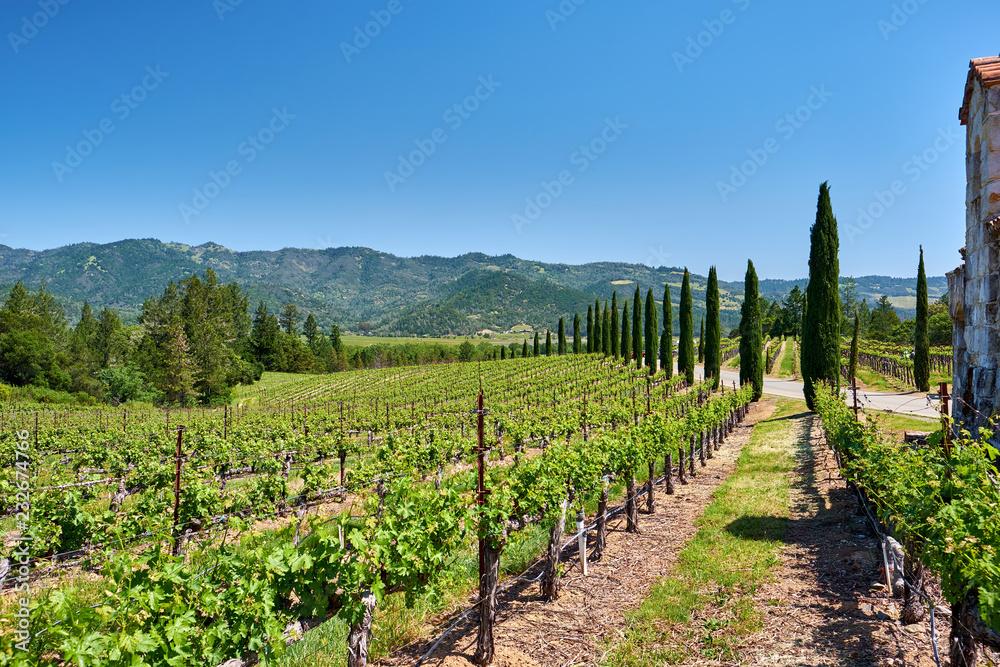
[{"xmin": 0, "ymin": 239, "xmax": 947, "ymax": 337}]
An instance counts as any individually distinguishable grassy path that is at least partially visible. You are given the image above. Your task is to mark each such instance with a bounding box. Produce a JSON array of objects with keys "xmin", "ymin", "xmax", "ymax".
[
  {"xmin": 776, "ymin": 339, "xmax": 795, "ymax": 378},
  {"xmin": 603, "ymin": 398, "xmax": 805, "ymax": 665}
]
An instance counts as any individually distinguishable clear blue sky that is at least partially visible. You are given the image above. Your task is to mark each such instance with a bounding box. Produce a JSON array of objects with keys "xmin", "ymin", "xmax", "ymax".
[{"xmin": 1, "ymin": 1, "xmax": 996, "ymax": 281}]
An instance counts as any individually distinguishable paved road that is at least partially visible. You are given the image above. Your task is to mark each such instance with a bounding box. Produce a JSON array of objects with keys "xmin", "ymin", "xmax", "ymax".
[{"xmin": 690, "ymin": 365, "xmax": 939, "ymax": 418}]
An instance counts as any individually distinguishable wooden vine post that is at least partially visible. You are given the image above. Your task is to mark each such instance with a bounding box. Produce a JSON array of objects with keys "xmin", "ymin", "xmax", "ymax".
[
  {"xmin": 939, "ymin": 382, "xmax": 952, "ymax": 459},
  {"xmin": 171, "ymin": 425, "xmax": 185, "ymax": 556},
  {"xmin": 474, "ymin": 391, "xmax": 499, "ymax": 667},
  {"xmin": 852, "ymin": 376, "xmax": 859, "ymax": 420}
]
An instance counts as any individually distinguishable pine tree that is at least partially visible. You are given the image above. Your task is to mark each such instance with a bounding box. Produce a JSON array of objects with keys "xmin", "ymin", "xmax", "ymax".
[
  {"xmin": 697, "ymin": 318, "xmax": 705, "ymax": 363},
  {"xmin": 329, "ymin": 324, "xmax": 343, "ymax": 355},
  {"xmin": 678, "ymin": 269, "xmax": 695, "ymax": 384},
  {"xmin": 280, "ymin": 303, "xmax": 299, "ymax": 336},
  {"xmin": 523, "ymin": 339, "xmax": 529, "ymax": 358},
  {"xmin": 802, "ymin": 182, "xmax": 842, "ymax": 410},
  {"xmin": 95, "ymin": 308, "xmax": 125, "ymax": 368},
  {"xmin": 252, "ymin": 301, "xmax": 281, "ymax": 369},
  {"xmin": 586, "ymin": 306, "xmax": 594, "ymax": 353},
  {"xmin": 546, "ymin": 329, "xmax": 553, "ymax": 357},
  {"xmin": 644, "ymin": 289, "xmax": 658, "ymax": 375},
  {"xmin": 705, "ymin": 267, "xmax": 721, "ymax": 389},
  {"xmin": 660, "ymin": 283, "xmax": 673, "ymax": 378},
  {"xmin": 76, "ymin": 300, "xmax": 97, "ymax": 345},
  {"xmin": 573, "ymin": 313, "xmax": 582, "ymax": 353},
  {"xmin": 303, "ymin": 313, "xmax": 319, "ymax": 346},
  {"xmin": 621, "ymin": 302, "xmax": 631, "ymax": 361},
  {"xmin": 593, "ymin": 299, "xmax": 602, "ymax": 353},
  {"xmin": 849, "ymin": 313, "xmax": 860, "ymax": 384},
  {"xmin": 914, "ymin": 246, "xmax": 930, "ymax": 392},
  {"xmin": 533, "ymin": 332, "xmax": 540, "ymax": 357},
  {"xmin": 610, "ymin": 292, "xmax": 620, "ymax": 359},
  {"xmin": 558, "ymin": 318, "xmax": 567, "ymax": 355},
  {"xmin": 162, "ymin": 320, "xmax": 195, "ymax": 406},
  {"xmin": 632, "ymin": 286, "xmax": 642, "ymax": 367},
  {"xmin": 739, "ymin": 260, "xmax": 764, "ymax": 401},
  {"xmin": 602, "ymin": 304, "xmax": 610, "ymax": 356}
]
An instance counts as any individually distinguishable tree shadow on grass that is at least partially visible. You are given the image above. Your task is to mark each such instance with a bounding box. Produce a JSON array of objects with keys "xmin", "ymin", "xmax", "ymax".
[
  {"xmin": 722, "ymin": 413, "xmax": 914, "ymax": 666},
  {"xmin": 765, "ymin": 410, "xmax": 813, "ymax": 423}
]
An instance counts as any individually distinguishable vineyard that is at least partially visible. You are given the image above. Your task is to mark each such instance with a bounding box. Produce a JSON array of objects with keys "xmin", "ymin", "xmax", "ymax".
[
  {"xmin": 0, "ymin": 356, "xmax": 752, "ymax": 667},
  {"xmin": 816, "ymin": 388, "xmax": 1000, "ymax": 664},
  {"xmin": 841, "ymin": 342, "xmax": 953, "ymax": 390}
]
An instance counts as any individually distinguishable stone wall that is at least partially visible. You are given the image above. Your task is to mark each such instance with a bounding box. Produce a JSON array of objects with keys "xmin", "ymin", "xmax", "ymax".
[{"xmin": 950, "ymin": 56, "xmax": 1000, "ymax": 429}]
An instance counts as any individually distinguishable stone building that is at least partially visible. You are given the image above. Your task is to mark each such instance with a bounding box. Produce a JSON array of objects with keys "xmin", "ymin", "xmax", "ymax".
[{"xmin": 949, "ymin": 54, "xmax": 1000, "ymax": 428}]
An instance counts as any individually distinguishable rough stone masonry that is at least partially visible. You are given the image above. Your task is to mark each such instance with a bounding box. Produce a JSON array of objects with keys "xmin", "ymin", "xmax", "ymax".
[{"xmin": 949, "ymin": 54, "xmax": 1000, "ymax": 431}]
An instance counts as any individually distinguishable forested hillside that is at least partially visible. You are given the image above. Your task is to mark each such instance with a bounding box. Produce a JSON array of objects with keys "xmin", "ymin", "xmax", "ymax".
[{"xmin": 0, "ymin": 239, "xmax": 946, "ymax": 336}]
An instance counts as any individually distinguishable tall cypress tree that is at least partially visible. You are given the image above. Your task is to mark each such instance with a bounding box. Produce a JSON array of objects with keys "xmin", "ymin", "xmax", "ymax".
[
  {"xmin": 558, "ymin": 318, "xmax": 567, "ymax": 355},
  {"xmin": 849, "ymin": 313, "xmax": 860, "ymax": 384},
  {"xmin": 678, "ymin": 269, "xmax": 695, "ymax": 384},
  {"xmin": 593, "ymin": 299, "xmax": 602, "ymax": 353},
  {"xmin": 914, "ymin": 246, "xmax": 930, "ymax": 392},
  {"xmin": 602, "ymin": 304, "xmax": 610, "ymax": 356},
  {"xmin": 523, "ymin": 339, "xmax": 528, "ymax": 358},
  {"xmin": 621, "ymin": 302, "xmax": 631, "ymax": 361},
  {"xmin": 697, "ymin": 318, "xmax": 705, "ymax": 363},
  {"xmin": 610, "ymin": 292, "xmax": 620, "ymax": 359},
  {"xmin": 802, "ymin": 181, "xmax": 842, "ymax": 410},
  {"xmin": 799, "ymin": 293, "xmax": 808, "ymax": 373},
  {"xmin": 644, "ymin": 289, "xmax": 658, "ymax": 375},
  {"xmin": 586, "ymin": 305, "xmax": 594, "ymax": 353},
  {"xmin": 546, "ymin": 329, "xmax": 553, "ymax": 356},
  {"xmin": 660, "ymin": 283, "xmax": 673, "ymax": 378},
  {"xmin": 573, "ymin": 313, "xmax": 582, "ymax": 354},
  {"xmin": 705, "ymin": 267, "xmax": 721, "ymax": 389},
  {"xmin": 632, "ymin": 285, "xmax": 642, "ymax": 367},
  {"xmin": 739, "ymin": 260, "xmax": 764, "ymax": 401},
  {"xmin": 501, "ymin": 346, "xmax": 506, "ymax": 360},
  {"xmin": 533, "ymin": 332, "xmax": 540, "ymax": 357}
]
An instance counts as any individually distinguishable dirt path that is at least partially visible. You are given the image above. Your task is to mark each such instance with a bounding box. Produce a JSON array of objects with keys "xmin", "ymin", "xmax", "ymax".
[
  {"xmin": 380, "ymin": 402, "xmax": 777, "ymax": 667},
  {"xmin": 743, "ymin": 415, "xmax": 949, "ymax": 666}
]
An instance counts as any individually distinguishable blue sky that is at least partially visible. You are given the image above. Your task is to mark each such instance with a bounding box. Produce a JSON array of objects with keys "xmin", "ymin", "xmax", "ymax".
[{"xmin": 1, "ymin": 1, "xmax": 996, "ymax": 281}]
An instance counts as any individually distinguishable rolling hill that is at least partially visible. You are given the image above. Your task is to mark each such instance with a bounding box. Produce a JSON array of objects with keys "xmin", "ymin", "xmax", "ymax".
[{"xmin": 0, "ymin": 239, "xmax": 947, "ymax": 336}]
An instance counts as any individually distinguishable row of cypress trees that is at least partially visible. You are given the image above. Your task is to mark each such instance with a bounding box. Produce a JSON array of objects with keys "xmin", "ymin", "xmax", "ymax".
[
  {"xmin": 582, "ymin": 286, "xmax": 673, "ymax": 376},
  {"xmin": 515, "ymin": 183, "xmax": 932, "ymax": 412}
]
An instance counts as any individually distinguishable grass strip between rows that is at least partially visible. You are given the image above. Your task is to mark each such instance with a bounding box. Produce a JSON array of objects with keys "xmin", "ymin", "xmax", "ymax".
[{"xmin": 604, "ymin": 398, "xmax": 803, "ymax": 666}]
